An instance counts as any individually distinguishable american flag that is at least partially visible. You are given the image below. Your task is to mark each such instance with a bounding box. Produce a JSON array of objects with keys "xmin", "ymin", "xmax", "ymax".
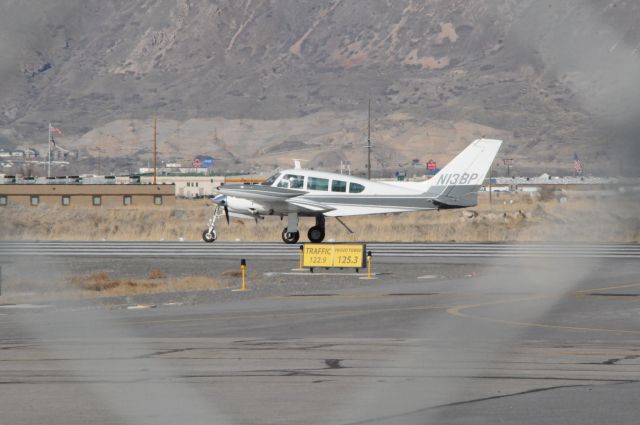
[
  {"xmin": 49, "ymin": 124, "xmax": 64, "ymax": 137},
  {"xmin": 573, "ymin": 153, "xmax": 583, "ymax": 176}
]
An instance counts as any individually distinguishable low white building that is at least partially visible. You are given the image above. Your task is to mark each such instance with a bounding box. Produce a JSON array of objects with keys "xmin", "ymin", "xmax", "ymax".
[{"xmin": 140, "ymin": 175, "xmax": 225, "ymax": 198}]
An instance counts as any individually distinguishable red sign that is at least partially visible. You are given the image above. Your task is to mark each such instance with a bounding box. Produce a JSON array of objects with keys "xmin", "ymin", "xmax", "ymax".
[
  {"xmin": 192, "ymin": 158, "xmax": 202, "ymax": 168},
  {"xmin": 426, "ymin": 160, "xmax": 437, "ymax": 171}
]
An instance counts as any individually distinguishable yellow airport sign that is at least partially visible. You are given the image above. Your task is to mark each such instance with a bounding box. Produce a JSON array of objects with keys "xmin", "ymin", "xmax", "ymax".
[{"xmin": 303, "ymin": 243, "xmax": 366, "ymax": 269}]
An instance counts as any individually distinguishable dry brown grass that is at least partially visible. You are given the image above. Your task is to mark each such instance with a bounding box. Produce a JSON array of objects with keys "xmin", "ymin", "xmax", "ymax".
[
  {"xmin": 1, "ymin": 192, "xmax": 638, "ymax": 242},
  {"xmin": 69, "ymin": 271, "xmax": 122, "ymax": 291},
  {"xmin": 147, "ymin": 268, "xmax": 165, "ymax": 279},
  {"xmin": 63, "ymin": 271, "xmax": 229, "ymax": 297},
  {"xmin": 0, "ymin": 267, "xmax": 234, "ymax": 303}
]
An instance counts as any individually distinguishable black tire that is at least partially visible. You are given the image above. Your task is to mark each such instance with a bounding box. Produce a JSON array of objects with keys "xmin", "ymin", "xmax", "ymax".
[
  {"xmin": 307, "ymin": 226, "xmax": 325, "ymax": 243},
  {"xmin": 202, "ymin": 229, "xmax": 217, "ymax": 243},
  {"xmin": 281, "ymin": 228, "xmax": 300, "ymax": 244}
]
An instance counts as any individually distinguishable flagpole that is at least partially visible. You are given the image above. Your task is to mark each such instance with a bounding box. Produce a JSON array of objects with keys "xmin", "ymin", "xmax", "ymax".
[{"xmin": 47, "ymin": 121, "xmax": 51, "ymax": 177}]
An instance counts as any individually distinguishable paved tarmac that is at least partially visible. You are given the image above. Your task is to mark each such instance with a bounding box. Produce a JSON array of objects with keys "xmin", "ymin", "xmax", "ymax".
[
  {"xmin": 1, "ymin": 240, "xmax": 640, "ymax": 258},
  {"xmin": 0, "ymin": 243, "xmax": 639, "ymax": 424}
]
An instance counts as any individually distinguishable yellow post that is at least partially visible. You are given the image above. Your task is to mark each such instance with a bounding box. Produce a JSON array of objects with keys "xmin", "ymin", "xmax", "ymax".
[
  {"xmin": 367, "ymin": 251, "xmax": 372, "ymax": 279},
  {"xmin": 240, "ymin": 258, "xmax": 247, "ymax": 291},
  {"xmin": 299, "ymin": 244, "xmax": 304, "ymax": 271}
]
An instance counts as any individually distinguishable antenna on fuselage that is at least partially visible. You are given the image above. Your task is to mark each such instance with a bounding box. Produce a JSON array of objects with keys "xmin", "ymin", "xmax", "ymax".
[
  {"xmin": 340, "ymin": 160, "xmax": 351, "ymax": 175},
  {"xmin": 291, "ymin": 158, "xmax": 308, "ymax": 170}
]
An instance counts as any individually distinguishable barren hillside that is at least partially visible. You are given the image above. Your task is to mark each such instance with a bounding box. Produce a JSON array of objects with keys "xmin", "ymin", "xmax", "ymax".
[{"xmin": 1, "ymin": 0, "xmax": 639, "ymax": 174}]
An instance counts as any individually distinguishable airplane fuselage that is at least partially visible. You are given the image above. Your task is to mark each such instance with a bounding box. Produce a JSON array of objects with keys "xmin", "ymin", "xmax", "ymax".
[{"xmin": 219, "ymin": 170, "xmax": 439, "ymax": 218}]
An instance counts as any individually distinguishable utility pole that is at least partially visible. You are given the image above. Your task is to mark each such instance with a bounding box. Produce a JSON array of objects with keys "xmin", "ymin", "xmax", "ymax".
[
  {"xmin": 153, "ymin": 117, "xmax": 157, "ymax": 185},
  {"xmin": 503, "ymin": 158, "xmax": 514, "ymax": 178},
  {"xmin": 47, "ymin": 121, "xmax": 51, "ymax": 177},
  {"xmin": 488, "ymin": 163, "xmax": 492, "ymax": 205},
  {"xmin": 366, "ymin": 98, "xmax": 372, "ymax": 180}
]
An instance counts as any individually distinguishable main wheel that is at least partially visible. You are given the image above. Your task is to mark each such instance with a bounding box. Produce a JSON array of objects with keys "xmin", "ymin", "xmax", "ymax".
[
  {"xmin": 202, "ymin": 229, "xmax": 217, "ymax": 243},
  {"xmin": 307, "ymin": 226, "xmax": 325, "ymax": 243},
  {"xmin": 281, "ymin": 228, "xmax": 300, "ymax": 244}
]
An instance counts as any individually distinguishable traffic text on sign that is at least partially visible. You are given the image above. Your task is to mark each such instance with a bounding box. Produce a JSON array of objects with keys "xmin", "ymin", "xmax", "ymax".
[{"xmin": 303, "ymin": 243, "xmax": 366, "ymax": 269}]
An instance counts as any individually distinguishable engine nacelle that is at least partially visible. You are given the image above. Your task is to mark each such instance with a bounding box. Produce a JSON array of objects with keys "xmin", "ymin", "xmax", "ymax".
[{"xmin": 225, "ymin": 196, "xmax": 268, "ymax": 215}]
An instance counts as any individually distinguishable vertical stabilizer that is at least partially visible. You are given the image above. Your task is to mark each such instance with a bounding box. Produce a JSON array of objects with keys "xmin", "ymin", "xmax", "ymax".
[{"xmin": 424, "ymin": 139, "xmax": 502, "ymax": 207}]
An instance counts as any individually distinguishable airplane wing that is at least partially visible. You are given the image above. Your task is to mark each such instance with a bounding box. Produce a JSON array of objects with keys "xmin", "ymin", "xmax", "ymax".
[
  {"xmin": 229, "ymin": 211, "xmax": 265, "ymax": 220},
  {"xmin": 286, "ymin": 197, "xmax": 336, "ymax": 213},
  {"xmin": 324, "ymin": 205, "xmax": 433, "ymax": 217},
  {"xmin": 219, "ymin": 184, "xmax": 305, "ymax": 202}
]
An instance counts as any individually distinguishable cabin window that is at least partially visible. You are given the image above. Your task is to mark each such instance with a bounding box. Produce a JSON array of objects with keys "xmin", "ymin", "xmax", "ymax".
[
  {"xmin": 123, "ymin": 195, "xmax": 132, "ymax": 206},
  {"xmin": 308, "ymin": 177, "xmax": 329, "ymax": 191},
  {"xmin": 0, "ymin": 195, "xmax": 6, "ymax": 206},
  {"xmin": 31, "ymin": 195, "xmax": 39, "ymax": 206},
  {"xmin": 62, "ymin": 195, "xmax": 71, "ymax": 206},
  {"xmin": 93, "ymin": 195, "xmax": 102, "ymax": 206},
  {"xmin": 349, "ymin": 182, "xmax": 365, "ymax": 193},
  {"xmin": 331, "ymin": 180, "xmax": 347, "ymax": 192},
  {"xmin": 278, "ymin": 174, "xmax": 305, "ymax": 189},
  {"xmin": 262, "ymin": 173, "xmax": 280, "ymax": 186},
  {"xmin": 154, "ymin": 195, "xmax": 163, "ymax": 205}
]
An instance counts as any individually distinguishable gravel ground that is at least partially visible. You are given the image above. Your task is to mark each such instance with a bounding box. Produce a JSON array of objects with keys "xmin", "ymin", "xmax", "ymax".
[{"xmin": 0, "ymin": 256, "xmax": 496, "ymax": 309}]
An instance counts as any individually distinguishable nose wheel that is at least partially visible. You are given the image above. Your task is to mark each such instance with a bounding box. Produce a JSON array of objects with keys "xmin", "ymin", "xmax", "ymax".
[
  {"xmin": 281, "ymin": 228, "xmax": 300, "ymax": 244},
  {"xmin": 202, "ymin": 229, "xmax": 217, "ymax": 243}
]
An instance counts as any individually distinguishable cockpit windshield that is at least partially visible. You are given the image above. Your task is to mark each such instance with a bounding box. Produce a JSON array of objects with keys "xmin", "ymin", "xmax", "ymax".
[{"xmin": 261, "ymin": 173, "xmax": 281, "ymax": 186}]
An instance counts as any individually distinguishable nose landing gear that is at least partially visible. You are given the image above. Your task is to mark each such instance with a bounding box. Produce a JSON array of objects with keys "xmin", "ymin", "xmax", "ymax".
[{"xmin": 202, "ymin": 205, "xmax": 225, "ymax": 243}]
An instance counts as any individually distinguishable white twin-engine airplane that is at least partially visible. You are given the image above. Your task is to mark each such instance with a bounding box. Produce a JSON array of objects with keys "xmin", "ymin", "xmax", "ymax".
[{"xmin": 202, "ymin": 138, "xmax": 502, "ymax": 244}]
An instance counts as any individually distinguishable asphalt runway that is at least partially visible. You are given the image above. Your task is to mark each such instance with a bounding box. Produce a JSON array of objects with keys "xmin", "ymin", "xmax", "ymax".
[
  {"xmin": 1, "ymin": 243, "xmax": 639, "ymax": 424},
  {"xmin": 1, "ymin": 240, "xmax": 640, "ymax": 258}
]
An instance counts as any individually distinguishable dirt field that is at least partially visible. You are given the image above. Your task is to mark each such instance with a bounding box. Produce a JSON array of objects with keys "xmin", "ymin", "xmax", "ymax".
[{"xmin": 1, "ymin": 191, "xmax": 638, "ymax": 243}]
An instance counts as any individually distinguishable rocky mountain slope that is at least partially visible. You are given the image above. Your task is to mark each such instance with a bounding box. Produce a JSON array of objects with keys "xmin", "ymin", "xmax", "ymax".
[{"xmin": 1, "ymin": 0, "xmax": 639, "ymax": 174}]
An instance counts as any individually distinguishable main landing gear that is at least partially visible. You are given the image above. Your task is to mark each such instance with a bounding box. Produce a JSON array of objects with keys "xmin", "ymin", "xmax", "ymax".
[
  {"xmin": 307, "ymin": 215, "xmax": 325, "ymax": 243},
  {"xmin": 281, "ymin": 228, "xmax": 300, "ymax": 244},
  {"xmin": 281, "ymin": 212, "xmax": 300, "ymax": 244},
  {"xmin": 281, "ymin": 214, "xmax": 326, "ymax": 244}
]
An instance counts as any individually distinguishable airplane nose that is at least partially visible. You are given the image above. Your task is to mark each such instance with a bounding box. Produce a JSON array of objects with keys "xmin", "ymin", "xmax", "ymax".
[{"xmin": 211, "ymin": 194, "xmax": 227, "ymax": 205}]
